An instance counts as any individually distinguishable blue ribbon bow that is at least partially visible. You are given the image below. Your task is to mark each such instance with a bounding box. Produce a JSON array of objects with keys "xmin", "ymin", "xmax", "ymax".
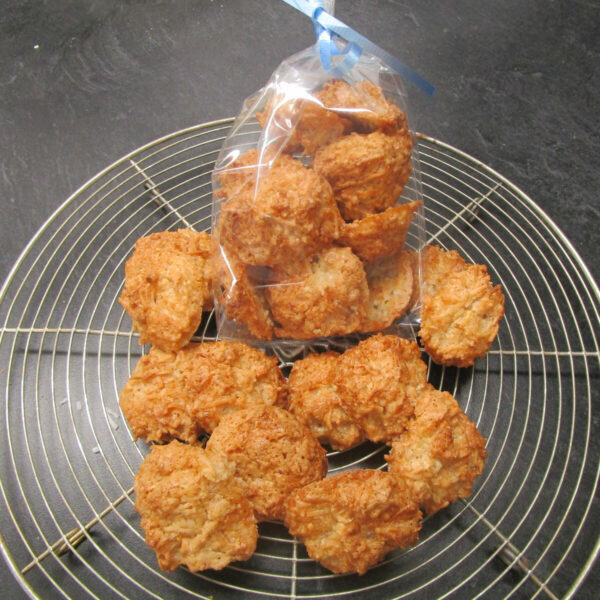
[
  {"xmin": 312, "ymin": 6, "xmax": 363, "ymax": 78},
  {"xmin": 284, "ymin": 0, "xmax": 435, "ymax": 97}
]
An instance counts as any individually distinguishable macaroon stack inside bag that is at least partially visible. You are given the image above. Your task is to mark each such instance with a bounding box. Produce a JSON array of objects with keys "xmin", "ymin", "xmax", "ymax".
[{"xmin": 210, "ymin": 0, "xmax": 433, "ymax": 346}]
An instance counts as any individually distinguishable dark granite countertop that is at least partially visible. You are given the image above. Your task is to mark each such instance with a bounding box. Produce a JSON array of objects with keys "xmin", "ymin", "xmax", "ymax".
[{"xmin": 1, "ymin": 1, "xmax": 598, "ymax": 598}]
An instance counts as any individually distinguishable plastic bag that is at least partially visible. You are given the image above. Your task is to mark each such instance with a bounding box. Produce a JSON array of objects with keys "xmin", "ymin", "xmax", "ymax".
[{"xmin": 211, "ymin": 38, "xmax": 426, "ymax": 349}]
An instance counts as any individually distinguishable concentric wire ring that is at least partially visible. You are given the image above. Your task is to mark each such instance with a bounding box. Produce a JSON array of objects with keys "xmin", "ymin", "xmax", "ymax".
[{"xmin": 0, "ymin": 120, "xmax": 598, "ymax": 599}]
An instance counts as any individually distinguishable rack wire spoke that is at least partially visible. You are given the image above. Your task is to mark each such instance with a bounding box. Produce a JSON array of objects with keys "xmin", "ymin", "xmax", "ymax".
[
  {"xmin": 460, "ymin": 499, "xmax": 561, "ymax": 600},
  {"xmin": 0, "ymin": 122, "xmax": 598, "ymax": 600},
  {"xmin": 20, "ymin": 487, "xmax": 135, "ymax": 575}
]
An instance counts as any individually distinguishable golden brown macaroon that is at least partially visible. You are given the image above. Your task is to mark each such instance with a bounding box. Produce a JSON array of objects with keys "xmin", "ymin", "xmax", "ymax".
[
  {"xmin": 313, "ymin": 129, "xmax": 413, "ymax": 221},
  {"xmin": 215, "ymin": 250, "xmax": 275, "ymax": 340},
  {"xmin": 120, "ymin": 346, "xmax": 202, "ymax": 444},
  {"xmin": 216, "ymin": 147, "xmax": 269, "ymax": 200},
  {"xmin": 386, "ymin": 389, "xmax": 487, "ymax": 514},
  {"xmin": 336, "ymin": 334, "xmax": 429, "ymax": 443},
  {"xmin": 119, "ymin": 341, "xmax": 287, "ymax": 443},
  {"xmin": 191, "ymin": 230, "xmax": 215, "ymax": 311},
  {"xmin": 361, "ymin": 250, "xmax": 415, "ymax": 332},
  {"xmin": 407, "ymin": 248, "xmax": 422, "ymax": 311},
  {"xmin": 420, "ymin": 244, "xmax": 468, "ymax": 296},
  {"xmin": 284, "ymin": 469, "xmax": 422, "ymax": 574},
  {"xmin": 419, "ymin": 263, "xmax": 505, "ymax": 368},
  {"xmin": 206, "ymin": 405, "xmax": 327, "ymax": 522},
  {"xmin": 256, "ymin": 94, "xmax": 351, "ymax": 156},
  {"xmin": 217, "ymin": 151, "xmax": 344, "ymax": 269},
  {"xmin": 338, "ymin": 201, "xmax": 421, "ymax": 263},
  {"xmin": 134, "ymin": 441, "xmax": 258, "ymax": 572},
  {"xmin": 286, "ymin": 351, "xmax": 365, "ymax": 451},
  {"xmin": 316, "ymin": 79, "xmax": 405, "ymax": 132},
  {"xmin": 266, "ymin": 246, "xmax": 369, "ymax": 339},
  {"xmin": 119, "ymin": 229, "xmax": 213, "ymax": 352}
]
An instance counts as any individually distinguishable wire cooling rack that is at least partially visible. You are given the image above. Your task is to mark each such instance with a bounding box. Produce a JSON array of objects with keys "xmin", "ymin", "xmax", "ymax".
[{"xmin": 0, "ymin": 120, "xmax": 598, "ymax": 600}]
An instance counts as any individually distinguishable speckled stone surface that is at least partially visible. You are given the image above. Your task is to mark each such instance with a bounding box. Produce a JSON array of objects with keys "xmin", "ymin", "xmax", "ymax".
[{"xmin": 1, "ymin": 1, "xmax": 598, "ymax": 598}]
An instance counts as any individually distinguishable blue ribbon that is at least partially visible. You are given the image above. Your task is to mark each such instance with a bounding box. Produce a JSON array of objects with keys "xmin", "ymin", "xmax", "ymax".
[
  {"xmin": 312, "ymin": 6, "xmax": 362, "ymax": 77},
  {"xmin": 283, "ymin": 0, "xmax": 435, "ymax": 97}
]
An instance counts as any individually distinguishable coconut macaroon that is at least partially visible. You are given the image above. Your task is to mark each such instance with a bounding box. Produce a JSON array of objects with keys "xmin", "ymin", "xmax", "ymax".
[
  {"xmin": 420, "ymin": 244, "xmax": 468, "ymax": 296},
  {"xmin": 338, "ymin": 201, "xmax": 421, "ymax": 263},
  {"xmin": 119, "ymin": 341, "xmax": 287, "ymax": 443},
  {"xmin": 419, "ymin": 263, "xmax": 505, "ymax": 368},
  {"xmin": 336, "ymin": 334, "xmax": 430, "ymax": 443},
  {"xmin": 362, "ymin": 250, "xmax": 416, "ymax": 332},
  {"xmin": 134, "ymin": 441, "xmax": 258, "ymax": 572},
  {"xmin": 257, "ymin": 94, "xmax": 351, "ymax": 156},
  {"xmin": 418, "ymin": 245, "xmax": 505, "ymax": 367},
  {"xmin": 216, "ymin": 146, "xmax": 263, "ymax": 200},
  {"xmin": 216, "ymin": 150, "xmax": 344, "ymax": 270},
  {"xmin": 386, "ymin": 389, "xmax": 487, "ymax": 514},
  {"xmin": 313, "ymin": 129, "xmax": 412, "ymax": 221},
  {"xmin": 316, "ymin": 79, "xmax": 406, "ymax": 133},
  {"xmin": 120, "ymin": 346, "xmax": 201, "ymax": 444},
  {"xmin": 266, "ymin": 246, "xmax": 369, "ymax": 339},
  {"xmin": 286, "ymin": 351, "xmax": 365, "ymax": 451},
  {"xmin": 206, "ymin": 405, "xmax": 327, "ymax": 522},
  {"xmin": 118, "ymin": 229, "xmax": 213, "ymax": 352},
  {"xmin": 215, "ymin": 251, "xmax": 275, "ymax": 340},
  {"xmin": 284, "ymin": 469, "xmax": 422, "ymax": 575}
]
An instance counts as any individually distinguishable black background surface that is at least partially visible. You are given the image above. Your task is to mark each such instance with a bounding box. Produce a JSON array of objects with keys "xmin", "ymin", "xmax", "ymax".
[{"xmin": 1, "ymin": 1, "xmax": 598, "ymax": 598}]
